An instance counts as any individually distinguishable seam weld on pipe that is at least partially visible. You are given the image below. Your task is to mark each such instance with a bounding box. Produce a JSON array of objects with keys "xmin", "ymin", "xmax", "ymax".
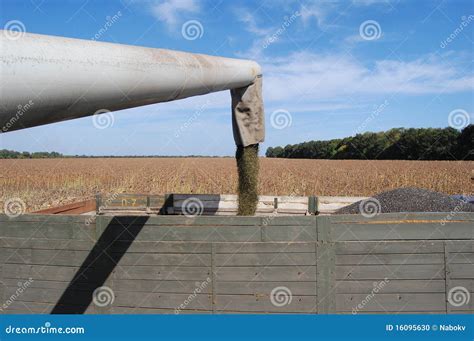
[{"xmin": 0, "ymin": 31, "xmax": 262, "ymax": 133}]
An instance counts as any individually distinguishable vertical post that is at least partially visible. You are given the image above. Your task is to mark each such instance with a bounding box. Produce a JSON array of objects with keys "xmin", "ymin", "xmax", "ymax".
[
  {"xmin": 316, "ymin": 216, "xmax": 336, "ymax": 313},
  {"xmin": 211, "ymin": 243, "xmax": 216, "ymax": 314},
  {"xmin": 308, "ymin": 196, "xmax": 318, "ymax": 215},
  {"xmin": 95, "ymin": 193, "xmax": 101, "ymax": 215}
]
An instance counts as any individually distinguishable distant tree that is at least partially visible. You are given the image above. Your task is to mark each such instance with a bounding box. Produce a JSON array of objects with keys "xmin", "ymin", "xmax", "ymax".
[{"xmin": 266, "ymin": 126, "xmax": 469, "ymax": 160}]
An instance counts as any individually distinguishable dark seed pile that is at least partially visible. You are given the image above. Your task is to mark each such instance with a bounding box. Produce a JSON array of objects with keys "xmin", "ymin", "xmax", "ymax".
[{"xmin": 335, "ymin": 187, "xmax": 474, "ymax": 215}]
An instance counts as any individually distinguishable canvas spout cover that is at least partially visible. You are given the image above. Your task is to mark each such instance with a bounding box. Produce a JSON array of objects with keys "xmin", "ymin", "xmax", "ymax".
[{"xmin": 231, "ymin": 76, "xmax": 265, "ymax": 147}]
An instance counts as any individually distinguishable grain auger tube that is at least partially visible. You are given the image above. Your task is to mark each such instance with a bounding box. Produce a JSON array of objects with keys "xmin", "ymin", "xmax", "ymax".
[{"xmin": 0, "ymin": 31, "xmax": 265, "ymax": 215}]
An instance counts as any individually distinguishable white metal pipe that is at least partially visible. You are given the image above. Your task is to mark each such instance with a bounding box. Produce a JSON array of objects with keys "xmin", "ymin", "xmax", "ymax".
[{"xmin": 0, "ymin": 31, "xmax": 262, "ymax": 132}]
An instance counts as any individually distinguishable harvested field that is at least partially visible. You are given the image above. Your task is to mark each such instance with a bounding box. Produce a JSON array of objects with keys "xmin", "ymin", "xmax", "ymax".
[{"xmin": 0, "ymin": 158, "xmax": 472, "ymax": 212}]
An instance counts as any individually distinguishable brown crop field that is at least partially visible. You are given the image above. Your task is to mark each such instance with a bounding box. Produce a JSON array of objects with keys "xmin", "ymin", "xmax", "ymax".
[{"xmin": 1, "ymin": 158, "xmax": 472, "ymax": 212}]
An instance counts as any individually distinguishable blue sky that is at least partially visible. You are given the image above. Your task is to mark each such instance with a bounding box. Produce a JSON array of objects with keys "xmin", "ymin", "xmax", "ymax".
[{"xmin": 1, "ymin": 0, "xmax": 473, "ymax": 156}]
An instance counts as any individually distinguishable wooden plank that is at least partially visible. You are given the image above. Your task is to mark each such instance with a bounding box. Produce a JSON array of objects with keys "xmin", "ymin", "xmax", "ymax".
[
  {"xmin": 0, "ymin": 249, "xmax": 93, "ymax": 266},
  {"xmin": 0, "ymin": 238, "xmax": 95, "ymax": 251},
  {"xmin": 329, "ymin": 223, "xmax": 473, "ymax": 241},
  {"xmin": 110, "ymin": 307, "xmax": 211, "ymax": 314},
  {"xmin": 0, "ymin": 278, "xmax": 98, "ymax": 290},
  {"xmin": 113, "ymin": 292, "xmax": 212, "ymax": 310},
  {"xmin": 449, "ymin": 264, "xmax": 474, "ymax": 279},
  {"xmin": 215, "ymin": 281, "xmax": 317, "ymax": 295},
  {"xmin": 111, "ymin": 279, "xmax": 212, "ymax": 294},
  {"xmin": 336, "ymin": 293, "xmax": 446, "ymax": 312},
  {"xmin": 114, "ymin": 266, "xmax": 211, "ymax": 281},
  {"xmin": 264, "ymin": 216, "xmax": 315, "ymax": 226},
  {"xmin": 335, "ymin": 241, "xmax": 443, "ymax": 254},
  {"xmin": 113, "ymin": 253, "xmax": 211, "ymax": 266},
  {"xmin": 336, "ymin": 253, "xmax": 444, "ymax": 265},
  {"xmin": 0, "ymin": 214, "xmax": 93, "ymax": 224},
  {"xmin": 104, "ymin": 225, "xmax": 262, "ymax": 242},
  {"xmin": 109, "ymin": 215, "xmax": 263, "ymax": 227},
  {"xmin": 215, "ymin": 253, "xmax": 316, "ymax": 266},
  {"xmin": 447, "ymin": 252, "xmax": 474, "ymax": 264},
  {"xmin": 336, "ymin": 264, "xmax": 445, "ymax": 280},
  {"xmin": 33, "ymin": 199, "xmax": 96, "ymax": 215},
  {"xmin": 215, "ymin": 294, "xmax": 317, "ymax": 313},
  {"xmin": 445, "ymin": 241, "xmax": 474, "ymax": 253},
  {"xmin": 3, "ymin": 286, "xmax": 91, "ymax": 305},
  {"xmin": 335, "ymin": 279, "xmax": 446, "ymax": 294},
  {"xmin": 0, "ymin": 222, "xmax": 94, "ymax": 241},
  {"xmin": 0, "ymin": 301, "xmax": 95, "ymax": 314},
  {"xmin": 215, "ymin": 266, "xmax": 316, "ymax": 282},
  {"xmin": 316, "ymin": 240, "xmax": 335, "ymax": 313},
  {"xmin": 263, "ymin": 225, "xmax": 317, "ymax": 242},
  {"xmin": 214, "ymin": 242, "xmax": 316, "ymax": 254},
  {"xmin": 329, "ymin": 212, "xmax": 474, "ymax": 223},
  {"xmin": 2, "ymin": 264, "xmax": 100, "ymax": 282},
  {"xmin": 108, "ymin": 241, "xmax": 211, "ymax": 254}
]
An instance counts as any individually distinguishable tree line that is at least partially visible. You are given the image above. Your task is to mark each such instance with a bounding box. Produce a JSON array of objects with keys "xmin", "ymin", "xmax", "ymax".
[
  {"xmin": 0, "ymin": 150, "xmax": 64, "ymax": 159},
  {"xmin": 266, "ymin": 125, "xmax": 473, "ymax": 160},
  {"xmin": 0, "ymin": 149, "xmax": 232, "ymax": 159}
]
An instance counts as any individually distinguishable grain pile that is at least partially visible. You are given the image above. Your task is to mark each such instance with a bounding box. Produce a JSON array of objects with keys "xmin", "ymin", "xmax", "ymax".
[{"xmin": 335, "ymin": 187, "xmax": 474, "ymax": 214}]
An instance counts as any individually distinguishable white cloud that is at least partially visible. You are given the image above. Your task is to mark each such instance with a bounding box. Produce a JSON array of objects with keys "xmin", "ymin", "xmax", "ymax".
[
  {"xmin": 261, "ymin": 51, "xmax": 474, "ymax": 105},
  {"xmin": 150, "ymin": 0, "xmax": 200, "ymax": 26}
]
